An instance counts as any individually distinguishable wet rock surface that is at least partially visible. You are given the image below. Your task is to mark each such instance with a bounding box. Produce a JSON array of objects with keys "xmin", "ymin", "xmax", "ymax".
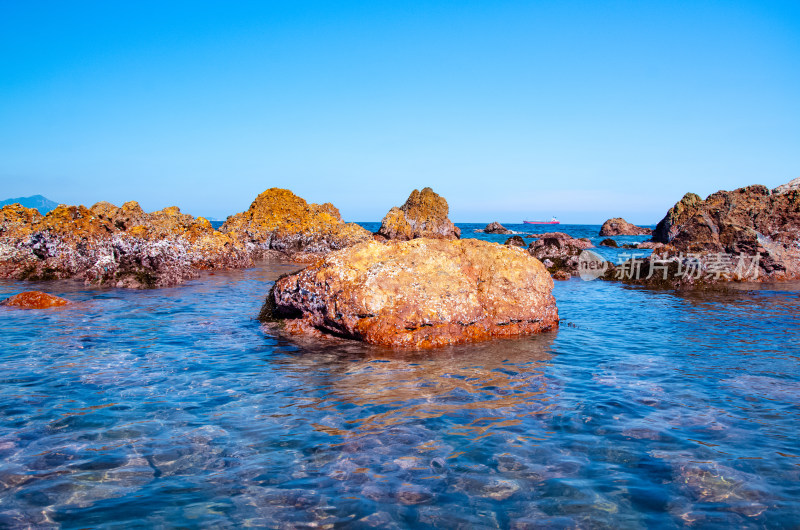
[
  {"xmin": 527, "ymin": 233, "xmax": 593, "ymax": 278},
  {"xmin": 600, "ymin": 238, "xmax": 619, "ymax": 247},
  {"xmin": 599, "ymin": 217, "xmax": 652, "ymax": 236},
  {"xmin": 376, "ymin": 187, "xmax": 460, "ymax": 240},
  {"xmin": 1, "ymin": 291, "xmax": 69, "ymax": 309},
  {"xmin": 261, "ymin": 238, "xmax": 558, "ymax": 348}
]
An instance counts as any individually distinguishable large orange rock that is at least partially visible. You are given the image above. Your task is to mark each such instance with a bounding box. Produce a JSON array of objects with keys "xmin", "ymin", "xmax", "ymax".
[
  {"xmin": 221, "ymin": 188, "xmax": 371, "ymax": 255},
  {"xmin": 1, "ymin": 291, "xmax": 69, "ymax": 309},
  {"xmin": 376, "ymin": 188, "xmax": 460, "ymax": 240},
  {"xmin": 261, "ymin": 238, "xmax": 558, "ymax": 348}
]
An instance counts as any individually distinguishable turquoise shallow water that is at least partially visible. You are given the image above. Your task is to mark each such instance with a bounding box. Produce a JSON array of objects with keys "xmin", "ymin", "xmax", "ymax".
[{"xmin": 1, "ymin": 225, "xmax": 799, "ymax": 528}]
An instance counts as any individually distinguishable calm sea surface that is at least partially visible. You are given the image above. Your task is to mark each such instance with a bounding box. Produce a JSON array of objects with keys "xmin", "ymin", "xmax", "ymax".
[{"xmin": 1, "ymin": 224, "xmax": 799, "ymax": 528}]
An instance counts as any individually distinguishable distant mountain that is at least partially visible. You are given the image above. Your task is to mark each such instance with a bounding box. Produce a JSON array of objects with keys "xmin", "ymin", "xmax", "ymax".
[{"xmin": 0, "ymin": 194, "xmax": 59, "ymax": 214}]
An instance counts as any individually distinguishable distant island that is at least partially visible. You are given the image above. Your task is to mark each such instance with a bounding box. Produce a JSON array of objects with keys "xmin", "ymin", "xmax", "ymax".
[{"xmin": 0, "ymin": 194, "xmax": 58, "ymax": 214}]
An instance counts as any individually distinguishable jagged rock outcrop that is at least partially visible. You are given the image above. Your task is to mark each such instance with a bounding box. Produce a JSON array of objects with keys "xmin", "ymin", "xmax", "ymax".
[
  {"xmin": 0, "ymin": 202, "xmax": 247, "ymax": 288},
  {"xmin": 1, "ymin": 291, "xmax": 70, "ymax": 309},
  {"xmin": 0, "ymin": 203, "xmax": 44, "ymax": 234},
  {"xmin": 0, "ymin": 189, "xmax": 375, "ymax": 288},
  {"xmin": 90, "ymin": 201, "xmax": 148, "ymax": 231},
  {"xmin": 527, "ymin": 233, "xmax": 593, "ymax": 278},
  {"xmin": 261, "ymin": 238, "xmax": 558, "ymax": 348},
  {"xmin": 773, "ymin": 177, "xmax": 800, "ymax": 195},
  {"xmin": 650, "ymin": 180, "xmax": 800, "ymax": 282},
  {"xmin": 376, "ymin": 188, "xmax": 460, "ymax": 240},
  {"xmin": 221, "ymin": 188, "xmax": 371, "ymax": 256},
  {"xmin": 651, "ymin": 193, "xmax": 703, "ymax": 244},
  {"xmin": 599, "ymin": 218, "xmax": 651, "ymax": 236},
  {"xmin": 483, "ymin": 222, "xmax": 512, "ymax": 234}
]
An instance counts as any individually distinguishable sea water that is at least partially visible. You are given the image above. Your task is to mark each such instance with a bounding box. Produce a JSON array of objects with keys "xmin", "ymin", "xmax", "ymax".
[{"xmin": 0, "ymin": 225, "xmax": 798, "ymax": 528}]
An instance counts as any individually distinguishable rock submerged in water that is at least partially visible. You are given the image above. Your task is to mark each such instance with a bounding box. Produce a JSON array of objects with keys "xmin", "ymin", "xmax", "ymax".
[
  {"xmin": 599, "ymin": 238, "xmax": 618, "ymax": 248},
  {"xmin": 260, "ymin": 238, "xmax": 558, "ymax": 348},
  {"xmin": 599, "ymin": 218, "xmax": 651, "ymax": 236},
  {"xmin": 1, "ymin": 291, "xmax": 69, "ymax": 309},
  {"xmin": 376, "ymin": 188, "xmax": 460, "ymax": 240}
]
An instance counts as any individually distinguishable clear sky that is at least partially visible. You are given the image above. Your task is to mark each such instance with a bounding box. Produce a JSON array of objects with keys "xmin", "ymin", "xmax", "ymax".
[{"xmin": 1, "ymin": 1, "xmax": 798, "ymax": 224}]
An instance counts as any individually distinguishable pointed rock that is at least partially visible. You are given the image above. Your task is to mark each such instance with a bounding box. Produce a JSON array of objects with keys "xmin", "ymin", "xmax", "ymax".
[{"xmin": 376, "ymin": 188, "xmax": 460, "ymax": 240}]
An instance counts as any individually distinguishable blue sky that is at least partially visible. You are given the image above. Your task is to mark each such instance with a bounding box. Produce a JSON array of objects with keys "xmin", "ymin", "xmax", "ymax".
[{"xmin": 1, "ymin": 1, "xmax": 798, "ymax": 223}]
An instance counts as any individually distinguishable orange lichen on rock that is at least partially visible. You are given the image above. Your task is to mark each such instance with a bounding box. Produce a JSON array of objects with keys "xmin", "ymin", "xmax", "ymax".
[
  {"xmin": 261, "ymin": 238, "xmax": 558, "ymax": 348},
  {"xmin": 0, "ymin": 188, "xmax": 373, "ymax": 288},
  {"xmin": 1, "ymin": 291, "xmax": 69, "ymax": 309},
  {"xmin": 221, "ymin": 188, "xmax": 371, "ymax": 254},
  {"xmin": 0, "ymin": 204, "xmax": 44, "ymax": 237},
  {"xmin": 37, "ymin": 205, "xmax": 116, "ymax": 239},
  {"xmin": 0, "ymin": 200, "xmax": 249, "ymax": 287},
  {"xmin": 376, "ymin": 187, "xmax": 461, "ymax": 240}
]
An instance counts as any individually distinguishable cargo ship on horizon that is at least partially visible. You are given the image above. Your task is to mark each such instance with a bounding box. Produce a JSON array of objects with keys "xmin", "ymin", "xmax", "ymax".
[{"xmin": 523, "ymin": 217, "xmax": 560, "ymax": 225}]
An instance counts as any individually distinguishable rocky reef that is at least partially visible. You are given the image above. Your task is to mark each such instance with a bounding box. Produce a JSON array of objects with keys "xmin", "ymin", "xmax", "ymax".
[
  {"xmin": 260, "ymin": 238, "xmax": 558, "ymax": 348},
  {"xmin": 0, "ymin": 188, "xmax": 371, "ymax": 288},
  {"xmin": 607, "ymin": 178, "xmax": 800, "ymax": 287},
  {"xmin": 376, "ymin": 188, "xmax": 460, "ymax": 240},
  {"xmin": 0, "ymin": 202, "xmax": 244, "ymax": 288},
  {"xmin": 650, "ymin": 179, "xmax": 800, "ymax": 282},
  {"xmin": 599, "ymin": 217, "xmax": 651, "ymax": 236}
]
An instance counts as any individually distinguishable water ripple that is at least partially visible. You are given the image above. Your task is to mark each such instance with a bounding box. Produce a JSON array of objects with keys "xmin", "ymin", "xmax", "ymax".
[{"xmin": 1, "ymin": 256, "xmax": 799, "ymax": 528}]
